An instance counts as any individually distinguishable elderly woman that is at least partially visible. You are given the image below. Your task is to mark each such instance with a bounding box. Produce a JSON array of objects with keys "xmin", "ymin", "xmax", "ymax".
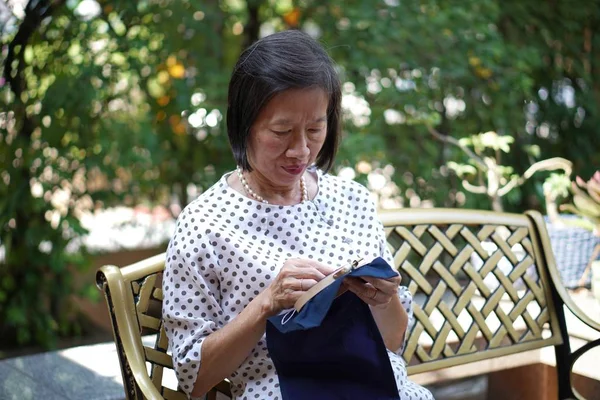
[{"xmin": 163, "ymin": 30, "xmax": 433, "ymax": 400}]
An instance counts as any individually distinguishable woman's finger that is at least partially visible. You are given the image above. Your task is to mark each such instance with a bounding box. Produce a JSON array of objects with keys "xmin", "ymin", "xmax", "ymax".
[
  {"xmin": 360, "ymin": 276, "xmax": 400, "ymax": 294},
  {"xmin": 344, "ymin": 277, "xmax": 377, "ymax": 298},
  {"xmin": 300, "ymin": 259, "xmax": 336, "ymax": 276},
  {"xmin": 281, "ymin": 264, "xmax": 327, "ymax": 281},
  {"xmin": 294, "ymin": 277, "xmax": 318, "ymax": 291},
  {"xmin": 343, "ymin": 277, "xmax": 370, "ymax": 291},
  {"xmin": 273, "ymin": 289, "xmax": 305, "ymax": 309},
  {"xmin": 361, "ymin": 273, "xmax": 401, "ymax": 285},
  {"xmin": 343, "ymin": 278, "xmax": 394, "ymax": 307},
  {"xmin": 353, "ymin": 290, "xmax": 380, "ymax": 307}
]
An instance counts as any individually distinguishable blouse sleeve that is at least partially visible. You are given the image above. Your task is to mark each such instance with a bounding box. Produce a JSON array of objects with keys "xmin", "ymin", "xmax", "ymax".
[
  {"xmin": 376, "ymin": 213, "xmax": 414, "ymax": 356},
  {"xmin": 162, "ymin": 210, "xmax": 224, "ymax": 397}
]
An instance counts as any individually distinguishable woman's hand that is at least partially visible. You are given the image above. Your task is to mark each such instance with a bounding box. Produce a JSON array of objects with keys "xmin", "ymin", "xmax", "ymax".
[
  {"xmin": 261, "ymin": 258, "xmax": 334, "ymax": 316},
  {"xmin": 343, "ymin": 273, "xmax": 401, "ymax": 309}
]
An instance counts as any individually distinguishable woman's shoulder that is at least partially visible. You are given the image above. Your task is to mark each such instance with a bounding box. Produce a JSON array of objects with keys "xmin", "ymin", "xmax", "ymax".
[
  {"xmin": 320, "ymin": 172, "xmax": 371, "ymax": 200},
  {"xmin": 180, "ymin": 177, "xmax": 226, "ymax": 210},
  {"xmin": 173, "ymin": 175, "xmax": 234, "ymax": 230}
]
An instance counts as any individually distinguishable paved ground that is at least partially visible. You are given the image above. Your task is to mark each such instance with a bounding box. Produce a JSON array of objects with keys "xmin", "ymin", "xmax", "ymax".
[{"xmin": 0, "ymin": 343, "xmax": 125, "ymax": 400}]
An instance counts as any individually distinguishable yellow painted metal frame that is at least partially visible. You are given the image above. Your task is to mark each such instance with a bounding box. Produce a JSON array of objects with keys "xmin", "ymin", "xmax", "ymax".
[{"xmin": 97, "ymin": 254, "xmax": 171, "ymax": 400}]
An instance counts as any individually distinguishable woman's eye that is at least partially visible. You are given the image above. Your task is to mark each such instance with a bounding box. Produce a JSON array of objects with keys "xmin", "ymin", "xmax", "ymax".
[
  {"xmin": 271, "ymin": 129, "xmax": 290, "ymax": 135},
  {"xmin": 308, "ymin": 127, "xmax": 324, "ymax": 133}
]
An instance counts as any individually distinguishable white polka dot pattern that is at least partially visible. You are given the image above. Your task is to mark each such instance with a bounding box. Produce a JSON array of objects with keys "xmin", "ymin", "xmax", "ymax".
[{"xmin": 162, "ymin": 169, "xmax": 433, "ymax": 399}]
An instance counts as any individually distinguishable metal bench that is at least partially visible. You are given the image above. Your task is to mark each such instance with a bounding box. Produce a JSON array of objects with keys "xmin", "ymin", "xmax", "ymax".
[{"xmin": 96, "ymin": 208, "xmax": 600, "ymax": 399}]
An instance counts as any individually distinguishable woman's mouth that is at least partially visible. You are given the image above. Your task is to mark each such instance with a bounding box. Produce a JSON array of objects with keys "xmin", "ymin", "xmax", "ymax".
[{"xmin": 283, "ymin": 165, "xmax": 306, "ymax": 175}]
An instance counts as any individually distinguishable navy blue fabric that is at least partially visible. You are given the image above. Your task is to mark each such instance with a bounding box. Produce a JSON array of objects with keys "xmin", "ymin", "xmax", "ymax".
[{"xmin": 266, "ymin": 257, "xmax": 401, "ymax": 400}]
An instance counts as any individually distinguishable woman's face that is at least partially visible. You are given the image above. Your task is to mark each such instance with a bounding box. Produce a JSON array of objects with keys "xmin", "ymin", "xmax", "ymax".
[{"xmin": 246, "ymin": 87, "xmax": 329, "ymax": 189}]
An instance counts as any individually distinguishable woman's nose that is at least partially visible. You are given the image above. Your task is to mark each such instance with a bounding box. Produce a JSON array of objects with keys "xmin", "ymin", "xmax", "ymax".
[{"xmin": 286, "ymin": 132, "xmax": 310, "ymax": 159}]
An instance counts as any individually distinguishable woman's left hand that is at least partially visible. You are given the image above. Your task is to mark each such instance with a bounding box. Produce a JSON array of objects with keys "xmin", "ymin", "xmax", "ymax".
[{"xmin": 342, "ymin": 273, "xmax": 401, "ymax": 309}]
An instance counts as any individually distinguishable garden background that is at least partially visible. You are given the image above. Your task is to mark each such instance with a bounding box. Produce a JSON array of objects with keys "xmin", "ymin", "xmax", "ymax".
[{"xmin": 1, "ymin": 0, "xmax": 599, "ymax": 354}]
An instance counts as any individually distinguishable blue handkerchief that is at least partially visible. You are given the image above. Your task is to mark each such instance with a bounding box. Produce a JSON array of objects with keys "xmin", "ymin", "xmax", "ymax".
[{"xmin": 266, "ymin": 257, "xmax": 401, "ymax": 400}]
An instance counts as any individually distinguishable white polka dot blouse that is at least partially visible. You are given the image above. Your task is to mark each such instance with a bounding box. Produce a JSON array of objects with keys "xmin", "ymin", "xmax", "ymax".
[{"xmin": 163, "ymin": 169, "xmax": 433, "ymax": 400}]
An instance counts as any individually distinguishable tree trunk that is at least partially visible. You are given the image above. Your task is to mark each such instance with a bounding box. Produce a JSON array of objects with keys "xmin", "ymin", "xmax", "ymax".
[{"xmin": 243, "ymin": 2, "xmax": 261, "ymax": 49}]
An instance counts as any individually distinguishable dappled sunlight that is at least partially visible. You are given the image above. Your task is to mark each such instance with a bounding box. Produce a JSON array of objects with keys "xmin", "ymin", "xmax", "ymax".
[{"xmin": 1, "ymin": 0, "xmax": 598, "ymax": 381}]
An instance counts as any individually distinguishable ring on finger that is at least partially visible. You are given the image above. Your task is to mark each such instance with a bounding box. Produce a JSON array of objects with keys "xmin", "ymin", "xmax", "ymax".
[
  {"xmin": 370, "ymin": 289, "xmax": 377, "ymax": 300},
  {"xmin": 300, "ymin": 279, "xmax": 305, "ymax": 291}
]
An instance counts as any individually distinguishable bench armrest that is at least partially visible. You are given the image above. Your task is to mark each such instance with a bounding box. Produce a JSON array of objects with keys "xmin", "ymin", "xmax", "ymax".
[
  {"xmin": 527, "ymin": 211, "xmax": 600, "ymax": 333},
  {"xmin": 97, "ymin": 265, "xmax": 165, "ymax": 400}
]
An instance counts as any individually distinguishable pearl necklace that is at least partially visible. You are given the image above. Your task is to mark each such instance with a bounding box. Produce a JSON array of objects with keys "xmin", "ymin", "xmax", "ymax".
[{"xmin": 236, "ymin": 166, "xmax": 308, "ymax": 204}]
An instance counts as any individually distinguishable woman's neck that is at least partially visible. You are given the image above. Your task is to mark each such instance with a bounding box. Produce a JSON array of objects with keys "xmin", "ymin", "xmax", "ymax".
[
  {"xmin": 251, "ymin": 172, "xmax": 298, "ymax": 201},
  {"xmin": 230, "ymin": 169, "xmax": 309, "ymax": 205}
]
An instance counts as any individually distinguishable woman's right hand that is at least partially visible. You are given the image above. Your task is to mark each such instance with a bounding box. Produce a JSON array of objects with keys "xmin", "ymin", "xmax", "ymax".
[{"xmin": 260, "ymin": 258, "xmax": 334, "ymax": 316}]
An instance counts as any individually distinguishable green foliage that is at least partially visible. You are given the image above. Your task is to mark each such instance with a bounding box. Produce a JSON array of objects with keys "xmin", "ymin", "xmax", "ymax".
[
  {"xmin": 440, "ymin": 129, "xmax": 572, "ymax": 211},
  {"xmin": 1, "ymin": 0, "xmax": 599, "ymax": 348}
]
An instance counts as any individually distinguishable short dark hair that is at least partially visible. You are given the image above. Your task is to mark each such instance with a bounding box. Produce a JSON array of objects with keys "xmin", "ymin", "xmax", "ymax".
[{"xmin": 227, "ymin": 30, "xmax": 342, "ymax": 172}]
